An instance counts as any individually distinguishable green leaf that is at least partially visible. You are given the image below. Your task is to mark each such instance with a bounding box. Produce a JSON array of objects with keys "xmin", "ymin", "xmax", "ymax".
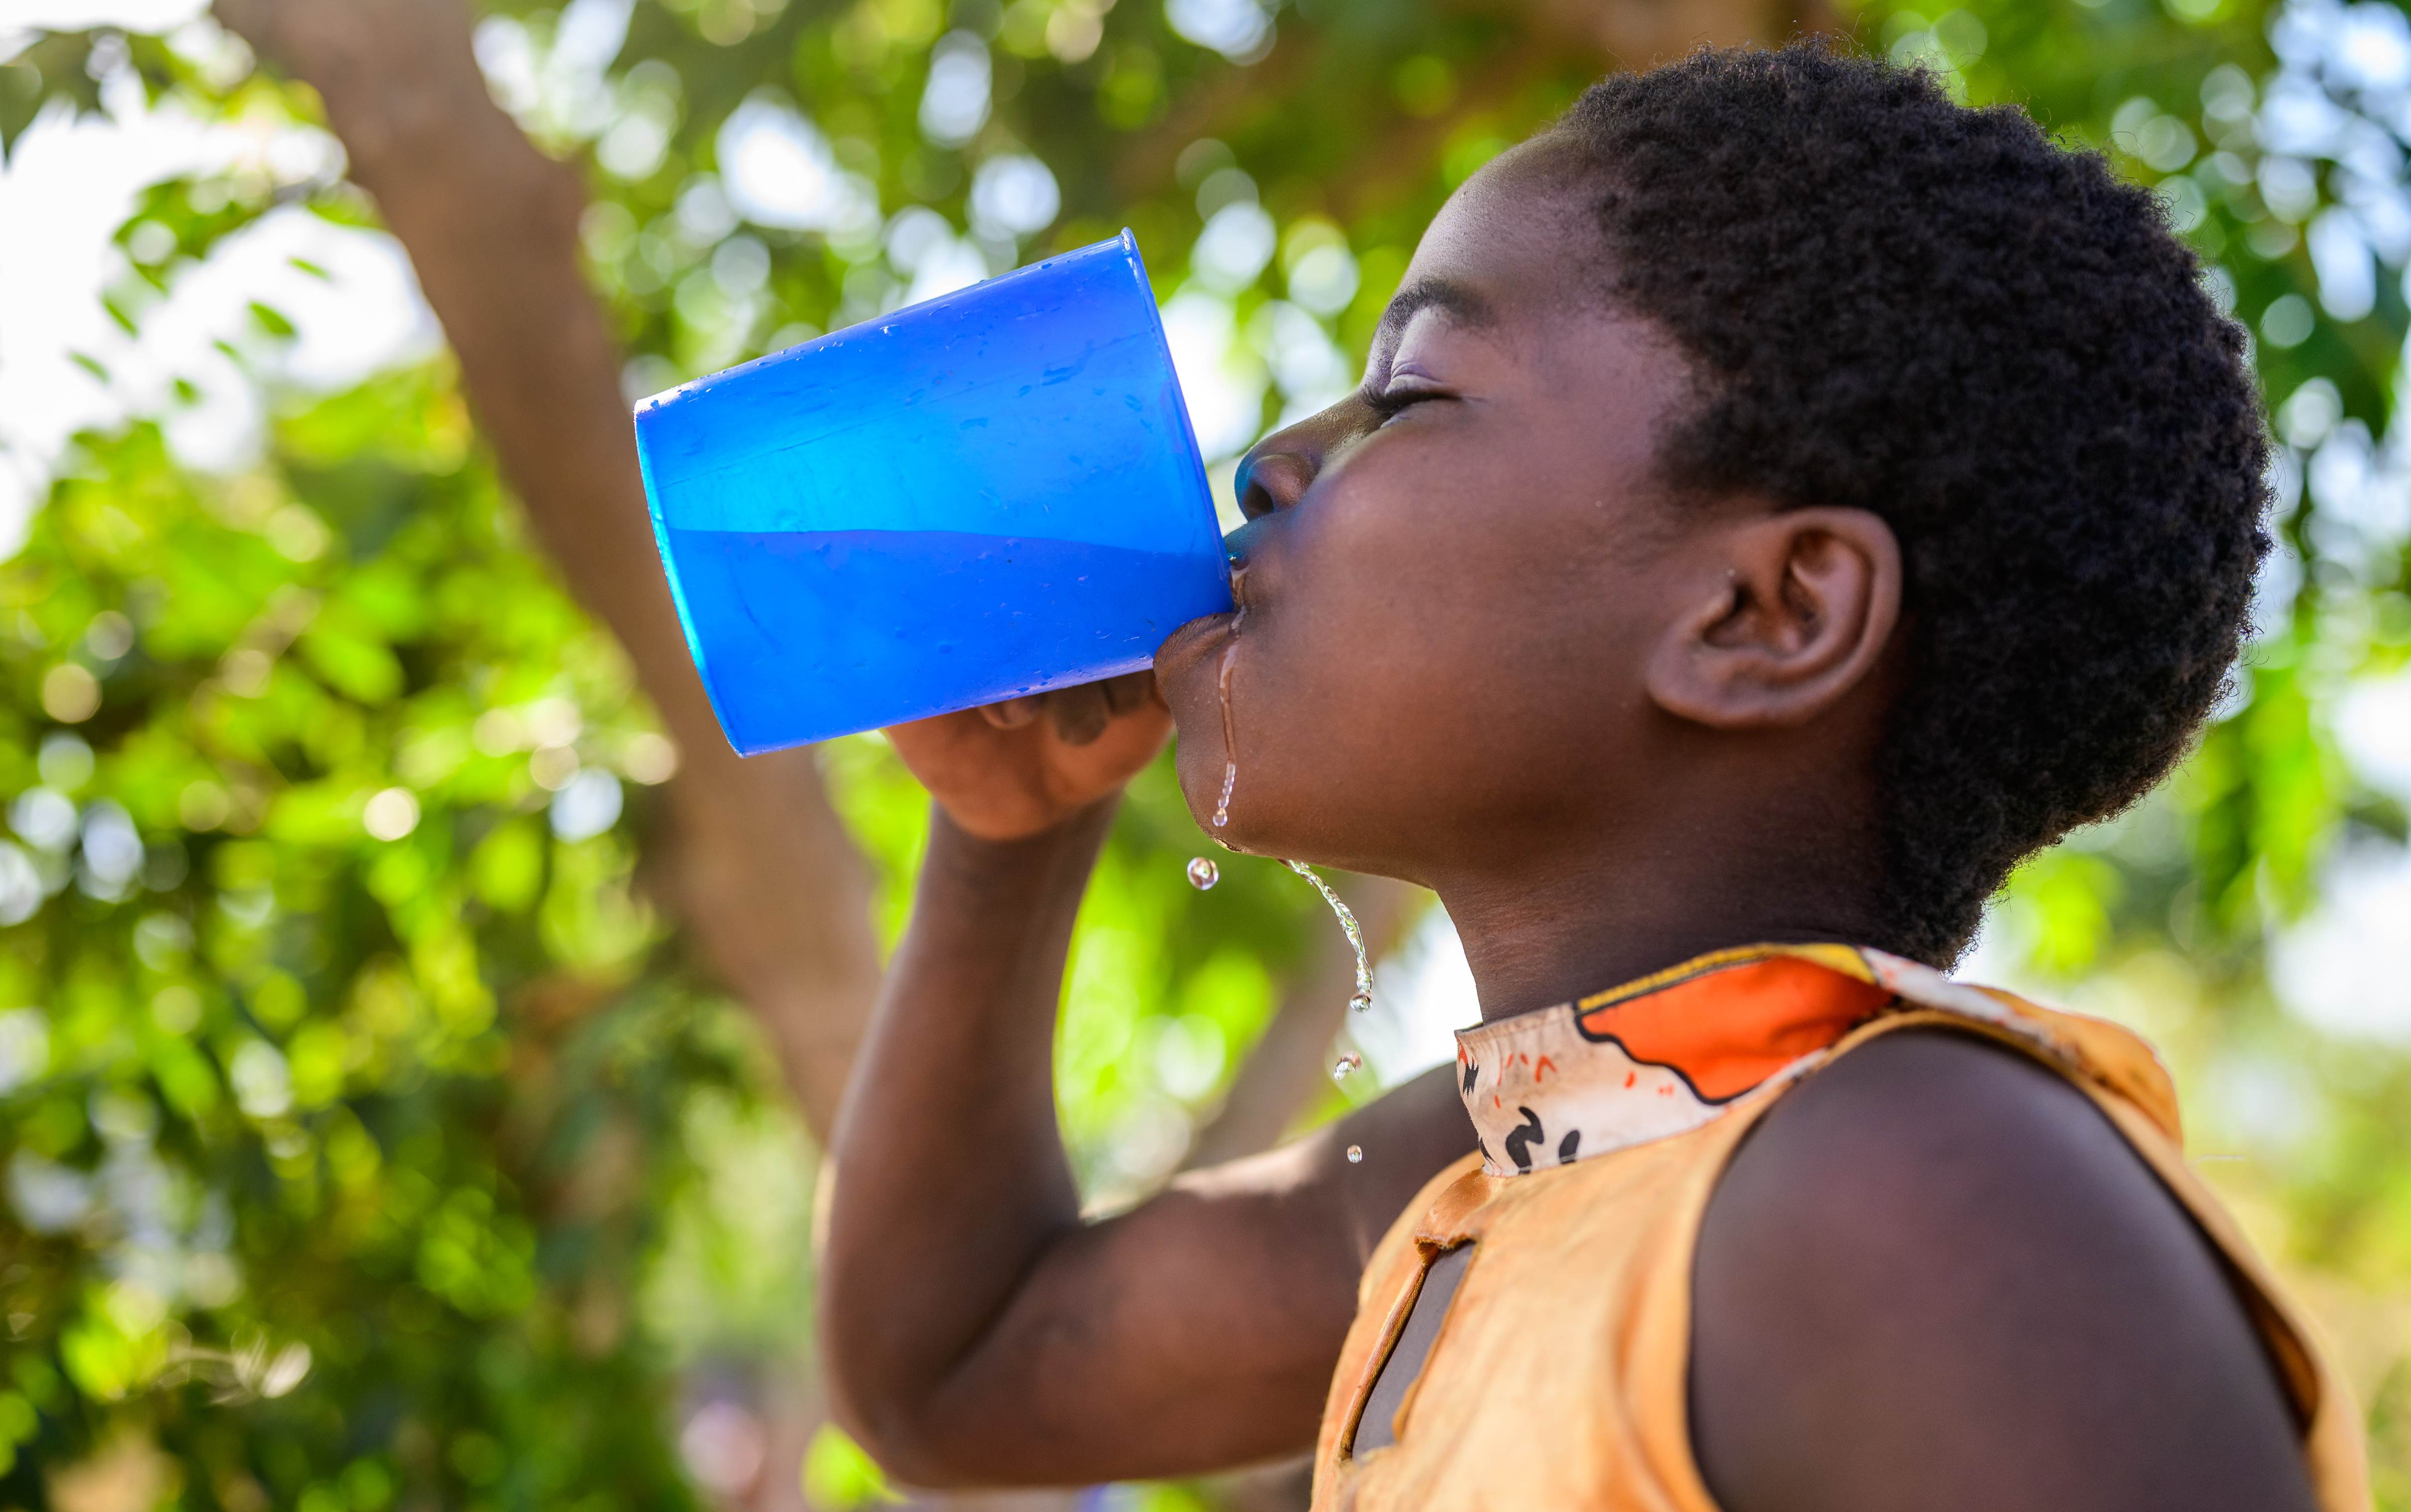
[
  {"xmin": 249, "ymin": 301, "xmax": 298, "ymax": 339},
  {"xmin": 0, "ymin": 33, "xmax": 104, "ymax": 164},
  {"xmin": 801, "ymin": 1425, "xmax": 902, "ymax": 1509}
]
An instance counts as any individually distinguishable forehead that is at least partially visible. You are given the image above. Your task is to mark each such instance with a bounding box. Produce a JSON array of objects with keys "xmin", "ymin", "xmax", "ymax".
[
  {"xmin": 1376, "ymin": 136, "xmax": 1698, "ymax": 484},
  {"xmin": 1391, "ymin": 138, "xmax": 1598, "ymax": 334}
]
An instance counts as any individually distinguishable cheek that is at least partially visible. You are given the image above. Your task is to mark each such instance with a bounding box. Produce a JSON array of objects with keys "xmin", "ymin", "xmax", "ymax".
[
  {"xmin": 1248, "ymin": 435, "xmax": 1650, "ymax": 759},
  {"xmin": 1323, "ymin": 439, "xmax": 1634, "ymax": 667}
]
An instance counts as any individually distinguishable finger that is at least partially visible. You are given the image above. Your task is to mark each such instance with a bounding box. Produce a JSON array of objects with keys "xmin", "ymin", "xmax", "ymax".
[
  {"xmin": 981, "ymin": 696, "xmax": 1044, "ymax": 730},
  {"xmin": 1100, "ymin": 670, "xmax": 1153, "ymax": 715},
  {"xmin": 1049, "ymin": 685, "xmax": 1111, "ymax": 747}
]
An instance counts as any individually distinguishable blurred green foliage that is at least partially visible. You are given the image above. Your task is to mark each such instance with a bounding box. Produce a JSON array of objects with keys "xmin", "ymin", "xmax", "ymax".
[{"xmin": 4, "ymin": 0, "xmax": 2411, "ymax": 1506}]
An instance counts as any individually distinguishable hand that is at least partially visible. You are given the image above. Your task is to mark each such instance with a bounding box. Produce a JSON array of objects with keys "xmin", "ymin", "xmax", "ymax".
[{"xmin": 886, "ymin": 671, "xmax": 1172, "ymax": 841}]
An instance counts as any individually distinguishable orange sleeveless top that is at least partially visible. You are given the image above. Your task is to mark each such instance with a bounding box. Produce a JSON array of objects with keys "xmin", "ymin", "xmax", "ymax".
[{"xmin": 1310, "ymin": 943, "xmax": 2369, "ymax": 1511}]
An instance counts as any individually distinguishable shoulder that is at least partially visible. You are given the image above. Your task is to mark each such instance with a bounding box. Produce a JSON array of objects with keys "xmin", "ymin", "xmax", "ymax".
[{"xmin": 1688, "ymin": 1025, "xmax": 2318, "ymax": 1512}]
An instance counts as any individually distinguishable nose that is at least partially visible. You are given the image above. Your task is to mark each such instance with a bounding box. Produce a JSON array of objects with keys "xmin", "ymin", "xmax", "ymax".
[
  {"xmin": 1232, "ymin": 451, "xmax": 1313, "ymax": 520},
  {"xmin": 1230, "ymin": 400, "xmax": 1369, "ymax": 520}
]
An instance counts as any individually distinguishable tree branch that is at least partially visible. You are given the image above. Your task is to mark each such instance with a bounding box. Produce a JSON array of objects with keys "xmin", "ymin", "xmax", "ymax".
[
  {"xmin": 1112, "ymin": 0, "xmax": 1841, "ymax": 218},
  {"xmin": 213, "ymin": 0, "xmax": 881, "ymax": 1138}
]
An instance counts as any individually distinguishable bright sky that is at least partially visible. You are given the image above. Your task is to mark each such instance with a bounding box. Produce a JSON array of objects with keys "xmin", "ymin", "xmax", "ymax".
[{"xmin": 0, "ymin": 1, "xmax": 436, "ymax": 549}]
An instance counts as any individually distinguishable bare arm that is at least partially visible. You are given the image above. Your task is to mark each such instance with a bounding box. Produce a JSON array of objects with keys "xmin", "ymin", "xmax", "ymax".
[
  {"xmin": 1692, "ymin": 1029, "xmax": 2319, "ymax": 1512},
  {"xmin": 820, "ymin": 687, "xmax": 1472, "ymax": 1488}
]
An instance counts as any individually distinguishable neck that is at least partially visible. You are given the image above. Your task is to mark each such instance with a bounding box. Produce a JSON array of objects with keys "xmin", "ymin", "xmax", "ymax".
[{"xmin": 1433, "ymin": 833, "xmax": 1892, "ymax": 1024}]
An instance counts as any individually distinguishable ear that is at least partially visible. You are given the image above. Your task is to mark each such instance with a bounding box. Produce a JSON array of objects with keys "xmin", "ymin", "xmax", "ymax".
[{"xmin": 1644, "ymin": 507, "xmax": 1902, "ymax": 731}]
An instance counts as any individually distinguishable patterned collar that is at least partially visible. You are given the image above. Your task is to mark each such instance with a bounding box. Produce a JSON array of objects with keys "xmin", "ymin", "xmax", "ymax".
[{"xmin": 1455, "ymin": 942, "xmax": 2033, "ymax": 1176}]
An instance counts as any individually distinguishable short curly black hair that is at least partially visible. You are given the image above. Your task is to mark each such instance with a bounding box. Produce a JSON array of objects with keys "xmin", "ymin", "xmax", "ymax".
[{"xmin": 1548, "ymin": 43, "xmax": 2268, "ymax": 965}]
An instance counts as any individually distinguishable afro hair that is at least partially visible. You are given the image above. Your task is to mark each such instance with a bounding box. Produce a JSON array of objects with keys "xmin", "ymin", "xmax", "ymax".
[{"xmin": 1551, "ymin": 43, "xmax": 2269, "ymax": 963}]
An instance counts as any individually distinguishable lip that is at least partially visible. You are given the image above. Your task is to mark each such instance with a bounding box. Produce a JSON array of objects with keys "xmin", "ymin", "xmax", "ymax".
[
  {"xmin": 1158, "ymin": 553, "xmax": 1250, "ymax": 663},
  {"xmin": 1155, "ymin": 607, "xmax": 1240, "ymax": 681}
]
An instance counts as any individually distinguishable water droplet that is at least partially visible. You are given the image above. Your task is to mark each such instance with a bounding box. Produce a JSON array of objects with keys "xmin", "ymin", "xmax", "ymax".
[
  {"xmin": 1187, "ymin": 856, "xmax": 1219, "ymax": 890},
  {"xmin": 1346, "ymin": 1144, "xmax": 1363, "ymax": 1164},
  {"xmin": 1332, "ymin": 1052, "xmax": 1363, "ymax": 1081},
  {"xmin": 1211, "ymin": 760, "xmax": 1236, "ymax": 829},
  {"xmin": 1286, "ymin": 860, "xmax": 1374, "ymax": 1018}
]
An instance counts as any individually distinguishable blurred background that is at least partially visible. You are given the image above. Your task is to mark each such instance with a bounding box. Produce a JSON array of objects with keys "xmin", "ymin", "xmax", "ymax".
[{"xmin": 0, "ymin": 0, "xmax": 2409, "ymax": 1506}]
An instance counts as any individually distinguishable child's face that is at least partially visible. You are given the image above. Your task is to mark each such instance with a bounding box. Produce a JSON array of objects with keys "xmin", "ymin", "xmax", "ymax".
[{"xmin": 1155, "ymin": 139, "xmax": 1715, "ymax": 885}]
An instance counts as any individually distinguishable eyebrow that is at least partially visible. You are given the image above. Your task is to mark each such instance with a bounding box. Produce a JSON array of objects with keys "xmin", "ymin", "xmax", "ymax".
[{"xmin": 1371, "ymin": 277, "xmax": 1500, "ymax": 351}]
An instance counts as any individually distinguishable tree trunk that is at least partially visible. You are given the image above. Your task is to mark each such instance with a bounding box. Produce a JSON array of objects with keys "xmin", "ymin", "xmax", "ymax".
[{"xmin": 212, "ymin": 0, "xmax": 883, "ymax": 1140}]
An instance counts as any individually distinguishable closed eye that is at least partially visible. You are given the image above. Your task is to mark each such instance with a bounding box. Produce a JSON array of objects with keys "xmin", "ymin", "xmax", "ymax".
[{"xmin": 1364, "ymin": 384, "xmax": 1450, "ymax": 423}]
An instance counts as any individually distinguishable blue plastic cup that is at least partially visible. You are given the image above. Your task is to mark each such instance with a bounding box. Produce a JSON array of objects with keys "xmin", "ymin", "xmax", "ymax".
[{"xmin": 633, "ymin": 230, "xmax": 1233, "ymax": 756}]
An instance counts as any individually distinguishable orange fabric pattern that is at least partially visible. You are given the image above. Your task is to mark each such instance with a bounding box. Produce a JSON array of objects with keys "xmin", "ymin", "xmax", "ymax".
[
  {"xmin": 1574, "ymin": 948, "xmax": 1894, "ymax": 1100},
  {"xmin": 1458, "ymin": 943, "xmax": 1907, "ymax": 1177}
]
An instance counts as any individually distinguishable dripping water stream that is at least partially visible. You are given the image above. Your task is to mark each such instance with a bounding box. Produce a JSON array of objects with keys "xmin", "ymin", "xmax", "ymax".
[
  {"xmin": 1285, "ymin": 860, "xmax": 1374, "ymax": 1015},
  {"xmin": 1197, "ymin": 583, "xmax": 1374, "ymax": 1032},
  {"xmin": 1211, "ymin": 604, "xmax": 1245, "ymax": 830}
]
